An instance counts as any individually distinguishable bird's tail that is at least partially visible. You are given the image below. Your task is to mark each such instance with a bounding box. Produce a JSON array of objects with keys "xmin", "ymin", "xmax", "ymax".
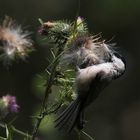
[{"xmin": 54, "ymin": 97, "xmax": 83, "ymax": 132}]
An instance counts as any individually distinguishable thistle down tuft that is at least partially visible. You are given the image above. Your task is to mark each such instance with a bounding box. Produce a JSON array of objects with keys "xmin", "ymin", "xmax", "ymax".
[{"xmin": 0, "ymin": 16, "xmax": 33, "ymax": 64}]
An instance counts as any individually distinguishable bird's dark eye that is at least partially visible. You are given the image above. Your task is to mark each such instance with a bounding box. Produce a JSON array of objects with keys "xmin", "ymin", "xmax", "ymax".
[
  {"xmin": 113, "ymin": 52, "xmax": 120, "ymax": 58},
  {"xmin": 113, "ymin": 52, "xmax": 126, "ymax": 66}
]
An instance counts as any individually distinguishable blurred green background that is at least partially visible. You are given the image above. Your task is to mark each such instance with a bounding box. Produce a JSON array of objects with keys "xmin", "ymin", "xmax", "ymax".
[{"xmin": 0, "ymin": 0, "xmax": 140, "ymax": 140}]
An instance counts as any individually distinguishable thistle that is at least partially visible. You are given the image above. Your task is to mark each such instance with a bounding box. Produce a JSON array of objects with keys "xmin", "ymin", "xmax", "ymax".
[
  {"xmin": 0, "ymin": 95, "xmax": 19, "ymax": 119},
  {"xmin": 38, "ymin": 17, "xmax": 88, "ymax": 48},
  {"xmin": 31, "ymin": 17, "xmax": 89, "ymax": 140},
  {"xmin": 0, "ymin": 16, "xmax": 33, "ymax": 64}
]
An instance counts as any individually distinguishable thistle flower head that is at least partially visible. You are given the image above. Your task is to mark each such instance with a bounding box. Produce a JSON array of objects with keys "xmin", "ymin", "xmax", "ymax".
[
  {"xmin": 0, "ymin": 94, "xmax": 19, "ymax": 119},
  {"xmin": 38, "ymin": 19, "xmax": 72, "ymax": 46},
  {"xmin": 0, "ymin": 16, "xmax": 33, "ymax": 63},
  {"xmin": 2, "ymin": 95, "xmax": 19, "ymax": 113}
]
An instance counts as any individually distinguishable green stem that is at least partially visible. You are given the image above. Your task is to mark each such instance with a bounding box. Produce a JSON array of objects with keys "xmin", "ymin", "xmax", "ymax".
[
  {"xmin": 32, "ymin": 47, "xmax": 63, "ymax": 140},
  {"xmin": 0, "ymin": 136, "xmax": 6, "ymax": 140},
  {"xmin": 12, "ymin": 126, "xmax": 32, "ymax": 139},
  {"xmin": 0, "ymin": 123, "xmax": 32, "ymax": 139}
]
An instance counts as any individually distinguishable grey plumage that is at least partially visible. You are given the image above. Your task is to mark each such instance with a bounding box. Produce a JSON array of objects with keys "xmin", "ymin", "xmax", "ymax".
[{"xmin": 55, "ymin": 36, "xmax": 126, "ymax": 132}]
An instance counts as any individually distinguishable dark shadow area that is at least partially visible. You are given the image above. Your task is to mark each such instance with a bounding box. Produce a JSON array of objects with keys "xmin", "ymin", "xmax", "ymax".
[{"xmin": 0, "ymin": 0, "xmax": 139, "ymax": 140}]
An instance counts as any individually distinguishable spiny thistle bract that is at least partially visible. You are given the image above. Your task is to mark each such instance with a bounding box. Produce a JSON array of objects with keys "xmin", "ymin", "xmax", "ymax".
[
  {"xmin": 0, "ymin": 16, "xmax": 33, "ymax": 65},
  {"xmin": 38, "ymin": 17, "xmax": 88, "ymax": 48}
]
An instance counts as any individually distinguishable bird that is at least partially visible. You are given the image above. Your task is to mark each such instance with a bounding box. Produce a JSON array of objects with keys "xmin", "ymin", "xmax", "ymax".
[{"xmin": 55, "ymin": 36, "xmax": 126, "ymax": 132}]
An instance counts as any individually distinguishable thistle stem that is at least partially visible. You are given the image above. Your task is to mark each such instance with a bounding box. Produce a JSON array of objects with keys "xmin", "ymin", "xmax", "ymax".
[
  {"xmin": 0, "ymin": 136, "xmax": 5, "ymax": 140},
  {"xmin": 12, "ymin": 126, "xmax": 32, "ymax": 139},
  {"xmin": 32, "ymin": 47, "xmax": 63, "ymax": 140},
  {"xmin": 0, "ymin": 123, "xmax": 32, "ymax": 139}
]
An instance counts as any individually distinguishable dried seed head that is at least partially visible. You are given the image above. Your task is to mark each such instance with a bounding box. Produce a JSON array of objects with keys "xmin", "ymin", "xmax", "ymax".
[
  {"xmin": 61, "ymin": 34, "xmax": 112, "ymax": 69},
  {"xmin": 0, "ymin": 16, "xmax": 33, "ymax": 63}
]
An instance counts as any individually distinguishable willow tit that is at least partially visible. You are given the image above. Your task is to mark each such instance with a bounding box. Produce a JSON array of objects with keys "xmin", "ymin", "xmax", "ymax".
[{"xmin": 55, "ymin": 36, "xmax": 126, "ymax": 132}]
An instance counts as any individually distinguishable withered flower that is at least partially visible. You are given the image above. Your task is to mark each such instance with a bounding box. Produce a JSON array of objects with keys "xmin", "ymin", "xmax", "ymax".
[
  {"xmin": 0, "ymin": 94, "xmax": 19, "ymax": 119},
  {"xmin": 0, "ymin": 16, "xmax": 33, "ymax": 63}
]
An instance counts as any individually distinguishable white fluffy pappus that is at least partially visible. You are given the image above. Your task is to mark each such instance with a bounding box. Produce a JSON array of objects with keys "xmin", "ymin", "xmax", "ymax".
[
  {"xmin": 61, "ymin": 35, "xmax": 112, "ymax": 69},
  {"xmin": 0, "ymin": 16, "xmax": 33, "ymax": 63}
]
